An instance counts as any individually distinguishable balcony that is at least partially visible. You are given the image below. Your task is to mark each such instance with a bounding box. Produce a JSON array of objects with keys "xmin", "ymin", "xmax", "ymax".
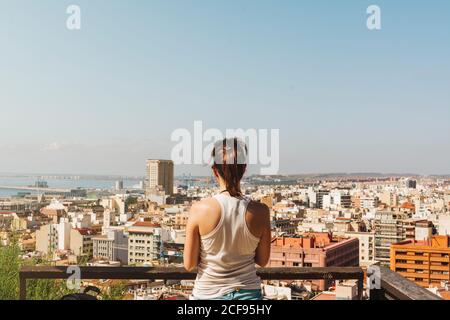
[{"xmin": 18, "ymin": 266, "xmax": 442, "ymax": 300}]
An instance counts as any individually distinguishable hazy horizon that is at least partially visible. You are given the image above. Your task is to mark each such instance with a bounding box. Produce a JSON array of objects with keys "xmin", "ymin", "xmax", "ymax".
[
  {"xmin": 0, "ymin": 170, "xmax": 449, "ymax": 179},
  {"xmin": 1, "ymin": 1, "xmax": 449, "ymax": 176}
]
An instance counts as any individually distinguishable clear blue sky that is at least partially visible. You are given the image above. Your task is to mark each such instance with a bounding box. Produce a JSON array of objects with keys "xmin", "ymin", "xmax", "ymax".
[{"xmin": 0, "ymin": 0, "xmax": 449, "ymax": 176}]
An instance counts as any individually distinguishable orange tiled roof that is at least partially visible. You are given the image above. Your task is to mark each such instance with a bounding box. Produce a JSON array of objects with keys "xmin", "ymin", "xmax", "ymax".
[{"xmin": 401, "ymin": 202, "xmax": 415, "ymax": 210}]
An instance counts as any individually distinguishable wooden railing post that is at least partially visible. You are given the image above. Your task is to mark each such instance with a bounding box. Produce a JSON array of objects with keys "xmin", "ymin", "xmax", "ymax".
[
  {"xmin": 357, "ymin": 274, "xmax": 364, "ymax": 300},
  {"xmin": 19, "ymin": 274, "xmax": 27, "ymax": 300}
]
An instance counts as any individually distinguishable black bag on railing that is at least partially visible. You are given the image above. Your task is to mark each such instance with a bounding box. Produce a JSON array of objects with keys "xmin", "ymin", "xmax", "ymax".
[{"xmin": 61, "ymin": 286, "xmax": 101, "ymax": 300}]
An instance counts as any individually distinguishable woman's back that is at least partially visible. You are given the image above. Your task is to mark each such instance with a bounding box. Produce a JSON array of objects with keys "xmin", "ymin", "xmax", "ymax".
[
  {"xmin": 183, "ymin": 137, "xmax": 271, "ymax": 300},
  {"xmin": 191, "ymin": 194, "xmax": 263, "ymax": 299}
]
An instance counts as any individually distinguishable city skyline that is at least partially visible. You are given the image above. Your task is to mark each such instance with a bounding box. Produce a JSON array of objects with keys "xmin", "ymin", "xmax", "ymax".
[
  {"xmin": 1, "ymin": 170, "xmax": 450, "ymax": 180},
  {"xmin": 1, "ymin": 1, "xmax": 449, "ymax": 176}
]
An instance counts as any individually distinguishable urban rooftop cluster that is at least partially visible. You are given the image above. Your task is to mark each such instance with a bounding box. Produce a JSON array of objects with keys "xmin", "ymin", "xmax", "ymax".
[{"xmin": 1, "ymin": 160, "xmax": 450, "ymax": 300}]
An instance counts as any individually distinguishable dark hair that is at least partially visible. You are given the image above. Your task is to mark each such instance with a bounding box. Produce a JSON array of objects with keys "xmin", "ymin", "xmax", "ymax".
[{"xmin": 211, "ymin": 138, "xmax": 247, "ymax": 197}]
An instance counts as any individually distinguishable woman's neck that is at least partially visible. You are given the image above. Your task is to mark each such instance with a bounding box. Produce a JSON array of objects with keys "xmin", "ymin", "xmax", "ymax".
[{"xmin": 217, "ymin": 180, "xmax": 227, "ymax": 193}]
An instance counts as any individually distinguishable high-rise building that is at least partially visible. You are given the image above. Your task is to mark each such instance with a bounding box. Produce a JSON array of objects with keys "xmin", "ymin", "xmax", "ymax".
[
  {"xmin": 145, "ymin": 159, "xmax": 174, "ymax": 196},
  {"xmin": 407, "ymin": 179, "xmax": 417, "ymax": 189},
  {"xmin": 390, "ymin": 236, "xmax": 450, "ymax": 288},
  {"xmin": 316, "ymin": 190, "xmax": 329, "ymax": 209},
  {"xmin": 115, "ymin": 180, "xmax": 123, "ymax": 191},
  {"xmin": 374, "ymin": 211, "xmax": 409, "ymax": 266},
  {"xmin": 340, "ymin": 194, "xmax": 352, "ymax": 209}
]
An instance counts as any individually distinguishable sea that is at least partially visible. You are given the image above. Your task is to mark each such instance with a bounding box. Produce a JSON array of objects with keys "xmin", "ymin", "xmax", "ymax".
[{"xmin": 0, "ymin": 175, "xmax": 142, "ymax": 198}]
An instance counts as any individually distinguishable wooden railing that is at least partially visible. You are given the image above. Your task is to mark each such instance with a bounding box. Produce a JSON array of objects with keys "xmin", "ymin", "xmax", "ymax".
[
  {"xmin": 369, "ymin": 266, "xmax": 442, "ymax": 300},
  {"xmin": 19, "ymin": 266, "xmax": 364, "ymax": 300},
  {"xmin": 19, "ymin": 266, "xmax": 444, "ymax": 300}
]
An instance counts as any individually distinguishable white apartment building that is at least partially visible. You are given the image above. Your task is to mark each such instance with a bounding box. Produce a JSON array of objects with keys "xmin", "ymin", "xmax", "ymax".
[
  {"xmin": 438, "ymin": 214, "xmax": 450, "ymax": 236},
  {"xmin": 36, "ymin": 220, "xmax": 71, "ymax": 255},
  {"xmin": 360, "ymin": 197, "xmax": 378, "ymax": 210},
  {"xmin": 128, "ymin": 221, "xmax": 162, "ymax": 265},
  {"xmin": 92, "ymin": 227, "xmax": 128, "ymax": 263},
  {"xmin": 345, "ymin": 231, "xmax": 376, "ymax": 266}
]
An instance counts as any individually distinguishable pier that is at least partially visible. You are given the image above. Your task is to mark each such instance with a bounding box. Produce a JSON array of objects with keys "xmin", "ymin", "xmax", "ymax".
[{"xmin": 0, "ymin": 185, "xmax": 71, "ymax": 193}]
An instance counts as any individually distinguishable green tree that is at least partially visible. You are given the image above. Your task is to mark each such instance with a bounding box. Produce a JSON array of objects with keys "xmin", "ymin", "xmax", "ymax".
[
  {"xmin": 0, "ymin": 241, "xmax": 77, "ymax": 300},
  {"xmin": 100, "ymin": 281, "xmax": 127, "ymax": 300},
  {"xmin": 0, "ymin": 242, "xmax": 21, "ymax": 300},
  {"xmin": 1, "ymin": 238, "xmax": 127, "ymax": 300}
]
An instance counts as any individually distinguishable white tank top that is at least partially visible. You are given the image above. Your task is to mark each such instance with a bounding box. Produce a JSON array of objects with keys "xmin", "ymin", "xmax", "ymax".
[{"xmin": 192, "ymin": 193, "xmax": 262, "ymax": 299}]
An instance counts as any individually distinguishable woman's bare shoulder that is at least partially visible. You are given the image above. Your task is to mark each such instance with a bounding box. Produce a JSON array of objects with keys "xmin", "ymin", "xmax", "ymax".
[
  {"xmin": 245, "ymin": 201, "xmax": 271, "ymax": 237},
  {"xmin": 246, "ymin": 201, "xmax": 270, "ymax": 219},
  {"xmin": 189, "ymin": 197, "xmax": 221, "ymax": 218},
  {"xmin": 189, "ymin": 197, "xmax": 222, "ymax": 236}
]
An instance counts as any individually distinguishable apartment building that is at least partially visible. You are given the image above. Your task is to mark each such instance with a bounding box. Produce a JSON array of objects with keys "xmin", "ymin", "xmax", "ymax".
[
  {"xmin": 345, "ymin": 231, "xmax": 376, "ymax": 266},
  {"xmin": 40, "ymin": 199, "xmax": 67, "ymax": 222},
  {"xmin": 92, "ymin": 228, "xmax": 128, "ymax": 263},
  {"xmin": 379, "ymin": 191, "xmax": 398, "ymax": 208},
  {"xmin": 390, "ymin": 236, "xmax": 450, "ymax": 288},
  {"xmin": 36, "ymin": 221, "xmax": 71, "ymax": 255},
  {"xmin": 272, "ymin": 218, "xmax": 298, "ymax": 236},
  {"xmin": 439, "ymin": 214, "xmax": 450, "ymax": 236},
  {"xmin": 269, "ymin": 233, "xmax": 359, "ymax": 290},
  {"xmin": 0, "ymin": 212, "xmax": 15, "ymax": 230},
  {"xmin": 360, "ymin": 197, "xmax": 379, "ymax": 210},
  {"xmin": 128, "ymin": 221, "xmax": 162, "ymax": 265},
  {"xmin": 414, "ymin": 220, "xmax": 434, "ymax": 241},
  {"xmin": 11, "ymin": 213, "xmax": 37, "ymax": 231},
  {"xmin": 70, "ymin": 228, "xmax": 94, "ymax": 257},
  {"xmin": 316, "ymin": 190, "xmax": 330, "ymax": 209},
  {"xmin": 340, "ymin": 194, "xmax": 352, "ymax": 209},
  {"xmin": 174, "ymin": 212, "xmax": 189, "ymax": 227},
  {"xmin": 323, "ymin": 191, "xmax": 352, "ymax": 210},
  {"xmin": 373, "ymin": 211, "xmax": 409, "ymax": 266}
]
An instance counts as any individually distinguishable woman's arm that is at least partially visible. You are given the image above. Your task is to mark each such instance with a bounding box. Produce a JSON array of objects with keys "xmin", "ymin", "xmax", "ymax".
[
  {"xmin": 183, "ymin": 206, "xmax": 201, "ymax": 272},
  {"xmin": 254, "ymin": 205, "xmax": 271, "ymax": 267}
]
